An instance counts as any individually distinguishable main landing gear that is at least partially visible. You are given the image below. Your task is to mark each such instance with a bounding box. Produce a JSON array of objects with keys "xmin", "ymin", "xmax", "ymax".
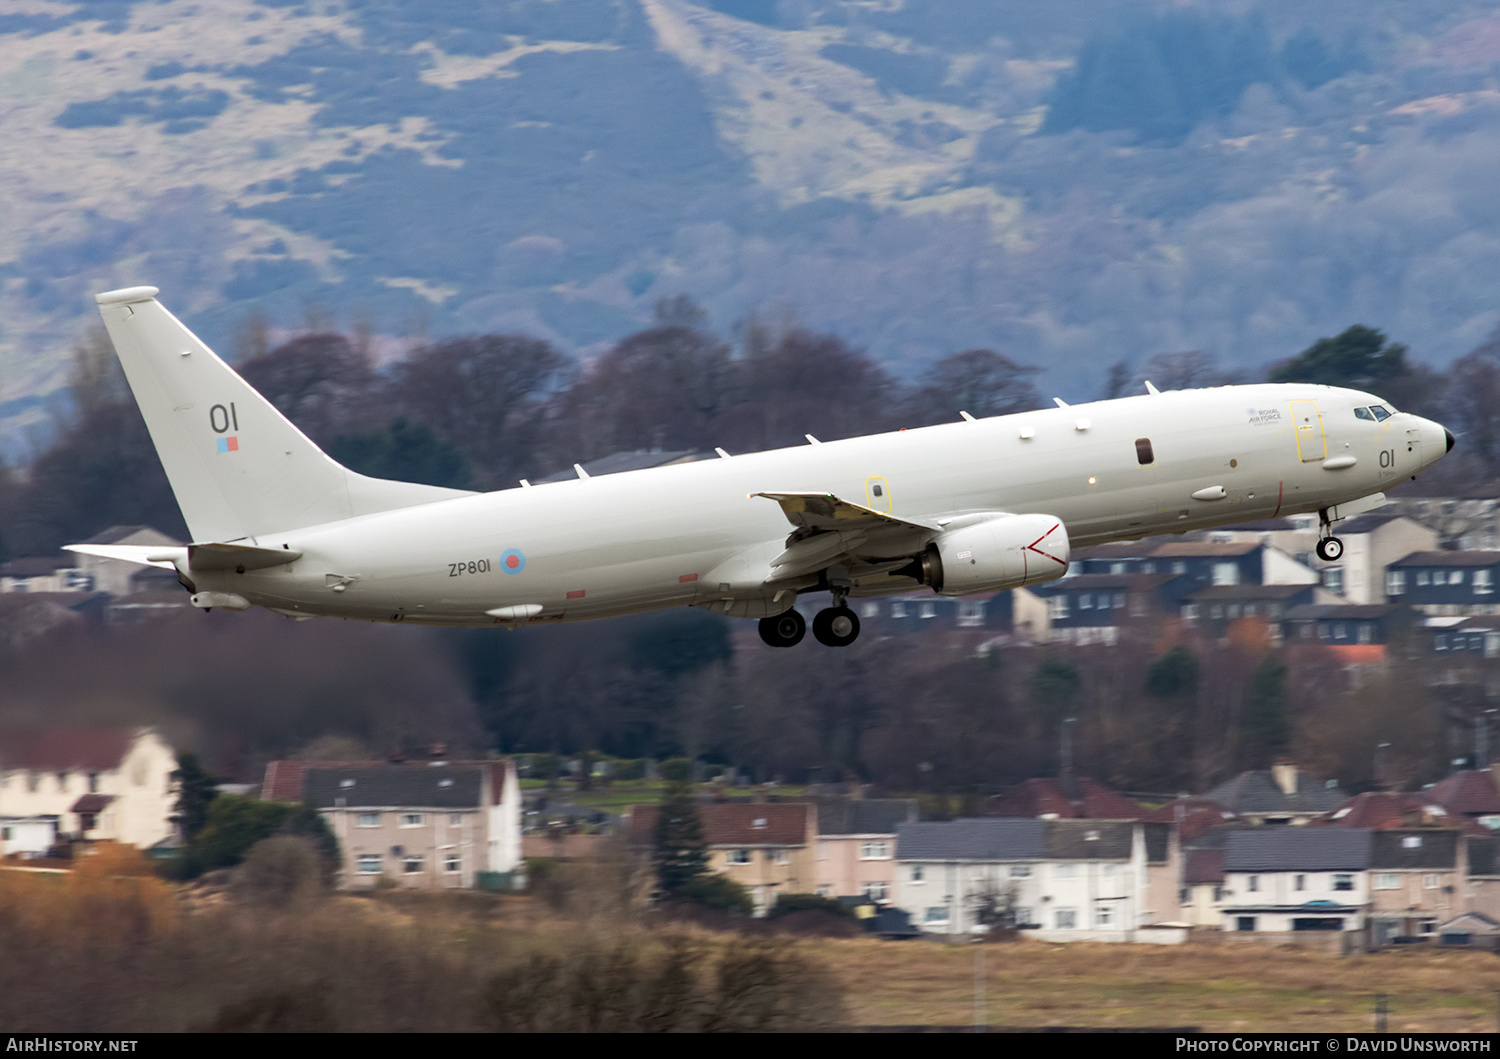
[
  {"xmin": 757, "ymin": 599, "xmax": 862, "ymax": 648},
  {"xmin": 1315, "ymin": 507, "xmax": 1344, "ymax": 562}
]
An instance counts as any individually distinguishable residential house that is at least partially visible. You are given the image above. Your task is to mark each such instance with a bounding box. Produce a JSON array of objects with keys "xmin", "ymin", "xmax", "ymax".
[
  {"xmin": 1180, "ymin": 583, "xmax": 1324, "ymax": 641},
  {"xmin": 1078, "ymin": 540, "xmax": 1319, "ymax": 589},
  {"xmin": 1386, "ymin": 552, "xmax": 1500, "ymax": 616},
  {"xmin": 626, "ymin": 801, "xmax": 818, "ymax": 914},
  {"xmin": 810, "ymin": 797, "xmax": 919, "ymax": 902},
  {"xmin": 1425, "ymin": 615, "xmax": 1500, "ymax": 662},
  {"xmin": 1313, "ymin": 790, "xmax": 1468, "ymax": 832},
  {"xmin": 1221, "ymin": 827, "xmax": 1370, "ymax": 940},
  {"xmin": 1204, "ymin": 517, "xmax": 1321, "ymax": 566},
  {"xmin": 1311, "ymin": 513, "xmax": 1438, "ymax": 604},
  {"xmin": 978, "ymin": 773, "xmax": 1146, "ymax": 820},
  {"xmin": 0, "ymin": 727, "xmax": 177, "ymax": 850},
  {"xmin": 1424, "ymin": 770, "xmax": 1500, "ymax": 830},
  {"xmin": 1365, "ymin": 830, "xmax": 1464, "ymax": 944},
  {"xmin": 0, "ymin": 555, "xmax": 92, "ymax": 594},
  {"xmin": 891, "ymin": 818, "xmax": 1176, "ymax": 941},
  {"xmin": 1385, "ymin": 488, "xmax": 1500, "ymax": 551},
  {"xmin": 267, "ymin": 759, "xmax": 522, "ymax": 890},
  {"xmin": 1280, "ymin": 604, "xmax": 1411, "ymax": 663},
  {"xmin": 1200, "ymin": 761, "xmax": 1344, "ymax": 825},
  {"xmin": 852, "ymin": 593, "xmax": 1011, "ymax": 635},
  {"xmin": 1018, "ymin": 572, "xmax": 1193, "ymax": 646}
]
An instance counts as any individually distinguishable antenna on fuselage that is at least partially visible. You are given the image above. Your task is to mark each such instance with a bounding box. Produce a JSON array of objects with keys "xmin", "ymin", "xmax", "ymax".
[
  {"xmin": 1053, "ymin": 397, "xmax": 1069, "ymax": 407},
  {"xmin": 959, "ymin": 411, "xmax": 976, "ymax": 422},
  {"xmin": 1144, "ymin": 381, "xmax": 1161, "ymax": 395}
]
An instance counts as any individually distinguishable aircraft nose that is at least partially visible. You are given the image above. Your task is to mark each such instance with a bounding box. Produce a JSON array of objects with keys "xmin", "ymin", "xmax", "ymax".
[{"xmin": 1447, "ymin": 428, "xmax": 1456, "ymax": 453}]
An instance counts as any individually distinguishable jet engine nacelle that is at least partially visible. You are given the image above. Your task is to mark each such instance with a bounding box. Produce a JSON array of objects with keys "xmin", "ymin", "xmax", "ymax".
[{"xmin": 908, "ymin": 513, "xmax": 1070, "ymax": 596}]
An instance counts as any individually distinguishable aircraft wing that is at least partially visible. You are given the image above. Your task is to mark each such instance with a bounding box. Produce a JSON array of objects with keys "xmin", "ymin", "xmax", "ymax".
[
  {"xmin": 752, "ymin": 491, "xmax": 937, "ymax": 582},
  {"xmin": 752, "ymin": 491, "xmax": 939, "ymax": 533}
]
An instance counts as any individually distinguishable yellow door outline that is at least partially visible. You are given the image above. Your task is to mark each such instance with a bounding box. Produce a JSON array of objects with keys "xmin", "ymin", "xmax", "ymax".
[
  {"xmin": 865, "ymin": 476, "xmax": 892, "ymax": 513},
  {"xmin": 1290, "ymin": 400, "xmax": 1326, "ymax": 462}
]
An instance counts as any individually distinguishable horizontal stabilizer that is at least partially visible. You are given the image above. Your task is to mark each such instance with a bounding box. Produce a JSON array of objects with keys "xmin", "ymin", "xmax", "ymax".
[
  {"xmin": 64, "ymin": 544, "xmax": 183, "ymax": 570},
  {"xmin": 186, "ymin": 542, "xmax": 303, "ymax": 571}
]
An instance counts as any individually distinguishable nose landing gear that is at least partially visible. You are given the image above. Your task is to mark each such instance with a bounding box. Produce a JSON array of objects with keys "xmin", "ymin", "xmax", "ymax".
[{"xmin": 1316, "ymin": 507, "xmax": 1344, "ymax": 562}]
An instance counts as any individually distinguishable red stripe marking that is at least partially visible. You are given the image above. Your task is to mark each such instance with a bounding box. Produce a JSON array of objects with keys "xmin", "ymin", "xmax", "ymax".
[
  {"xmin": 1025, "ymin": 521, "xmax": 1067, "ymax": 567},
  {"xmin": 566, "ymin": 590, "xmax": 585, "ymax": 600},
  {"xmin": 678, "ymin": 573, "xmax": 698, "ymax": 583}
]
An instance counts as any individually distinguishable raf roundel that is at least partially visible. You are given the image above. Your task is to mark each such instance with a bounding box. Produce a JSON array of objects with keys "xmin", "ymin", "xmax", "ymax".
[{"xmin": 500, "ymin": 549, "xmax": 526, "ymax": 575}]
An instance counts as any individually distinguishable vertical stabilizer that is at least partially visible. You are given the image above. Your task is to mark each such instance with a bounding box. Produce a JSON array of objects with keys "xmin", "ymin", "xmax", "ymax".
[{"xmin": 94, "ymin": 287, "xmax": 471, "ymax": 542}]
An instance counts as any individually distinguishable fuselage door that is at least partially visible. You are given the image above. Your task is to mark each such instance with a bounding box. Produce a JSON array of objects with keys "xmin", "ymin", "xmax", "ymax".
[
  {"xmin": 865, "ymin": 476, "xmax": 892, "ymax": 513},
  {"xmin": 1290, "ymin": 400, "xmax": 1326, "ymax": 462}
]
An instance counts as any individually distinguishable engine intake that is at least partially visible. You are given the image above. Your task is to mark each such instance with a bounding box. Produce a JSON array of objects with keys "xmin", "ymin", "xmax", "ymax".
[{"xmin": 904, "ymin": 513, "xmax": 1070, "ymax": 596}]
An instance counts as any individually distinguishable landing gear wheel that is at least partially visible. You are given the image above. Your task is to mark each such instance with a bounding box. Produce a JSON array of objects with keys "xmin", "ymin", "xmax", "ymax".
[
  {"xmin": 1316, "ymin": 536, "xmax": 1344, "ymax": 562},
  {"xmin": 759, "ymin": 609, "xmax": 806, "ymax": 648},
  {"xmin": 812, "ymin": 606, "xmax": 861, "ymax": 647}
]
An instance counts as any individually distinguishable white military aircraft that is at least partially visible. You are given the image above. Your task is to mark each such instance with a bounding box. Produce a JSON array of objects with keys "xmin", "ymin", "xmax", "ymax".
[{"xmin": 69, "ymin": 286, "xmax": 1453, "ymax": 647}]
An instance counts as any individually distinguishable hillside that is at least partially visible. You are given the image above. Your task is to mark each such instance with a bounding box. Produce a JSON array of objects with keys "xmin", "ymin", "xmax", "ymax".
[{"xmin": 3, "ymin": 0, "xmax": 1500, "ymax": 456}]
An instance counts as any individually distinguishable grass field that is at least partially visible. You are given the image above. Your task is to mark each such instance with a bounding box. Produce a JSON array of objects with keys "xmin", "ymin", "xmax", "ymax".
[{"xmin": 792, "ymin": 935, "xmax": 1500, "ymax": 1032}]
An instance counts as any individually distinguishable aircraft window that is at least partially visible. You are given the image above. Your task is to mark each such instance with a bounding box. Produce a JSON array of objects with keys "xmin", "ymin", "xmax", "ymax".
[
  {"xmin": 1371, "ymin": 405, "xmax": 1392, "ymax": 421},
  {"xmin": 1135, "ymin": 438, "xmax": 1154, "ymax": 465},
  {"xmin": 1354, "ymin": 407, "xmax": 1375, "ymax": 421}
]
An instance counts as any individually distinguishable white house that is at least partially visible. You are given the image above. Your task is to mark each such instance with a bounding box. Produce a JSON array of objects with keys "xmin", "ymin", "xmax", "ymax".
[
  {"xmin": 0, "ymin": 727, "xmax": 178, "ymax": 850},
  {"xmin": 892, "ymin": 818, "xmax": 1178, "ymax": 942}
]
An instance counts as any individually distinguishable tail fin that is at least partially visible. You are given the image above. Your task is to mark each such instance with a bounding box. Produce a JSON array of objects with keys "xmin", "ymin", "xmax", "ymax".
[{"xmin": 94, "ymin": 286, "xmax": 473, "ymax": 542}]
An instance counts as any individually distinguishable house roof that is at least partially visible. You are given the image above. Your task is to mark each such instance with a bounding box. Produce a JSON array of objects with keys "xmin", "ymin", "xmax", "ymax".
[
  {"xmin": 1044, "ymin": 820, "xmax": 1136, "ymax": 860},
  {"xmin": 814, "ymin": 797, "xmax": 918, "ymax": 835},
  {"xmin": 1224, "ymin": 828, "xmax": 1373, "ymax": 871},
  {"xmin": 264, "ymin": 759, "xmax": 512, "ymax": 805},
  {"xmin": 1076, "ymin": 543, "xmax": 1156, "ymax": 560},
  {"xmin": 1185, "ymin": 848, "xmax": 1225, "ymax": 885},
  {"xmin": 895, "ymin": 818, "xmax": 1046, "ymax": 862},
  {"xmin": 1282, "ymin": 604, "xmax": 1399, "ymax": 621},
  {"xmin": 1425, "ymin": 770, "xmax": 1500, "ymax": 816},
  {"xmin": 626, "ymin": 802, "xmax": 812, "ymax": 848},
  {"xmin": 78, "ymin": 525, "xmax": 184, "ymax": 546},
  {"xmin": 1337, "ymin": 513, "xmax": 1404, "ymax": 534},
  {"xmin": 1182, "ymin": 584, "xmax": 1313, "ymax": 602},
  {"xmin": 1202, "ymin": 769, "xmax": 1344, "ymax": 816},
  {"xmin": 980, "ymin": 775, "xmax": 1145, "ymax": 821},
  {"xmin": 304, "ymin": 766, "xmax": 484, "ymax": 809},
  {"xmin": 1140, "ymin": 800, "xmax": 1238, "ymax": 843},
  {"xmin": 1314, "ymin": 791, "xmax": 1453, "ymax": 829},
  {"xmin": 1439, "ymin": 912, "xmax": 1500, "ymax": 933},
  {"xmin": 0, "ymin": 728, "xmax": 140, "ymax": 772},
  {"xmin": 1150, "ymin": 541, "xmax": 1261, "ymax": 558},
  {"xmin": 1369, "ymin": 830, "xmax": 1458, "ymax": 870},
  {"xmin": 1391, "ymin": 551, "xmax": 1500, "ymax": 568}
]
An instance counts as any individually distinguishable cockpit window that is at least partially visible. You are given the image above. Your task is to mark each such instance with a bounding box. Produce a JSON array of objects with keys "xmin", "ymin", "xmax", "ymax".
[
  {"xmin": 1370, "ymin": 405, "xmax": 1392, "ymax": 421},
  {"xmin": 1354, "ymin": 407, "xmax": 1375, "ymax": 421}
]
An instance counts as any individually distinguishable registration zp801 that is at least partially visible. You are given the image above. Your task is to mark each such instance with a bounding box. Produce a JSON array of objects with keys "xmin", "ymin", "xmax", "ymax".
[{"xmin": 448, "ymin": 559, "xmax": 492, "ymax": 577}]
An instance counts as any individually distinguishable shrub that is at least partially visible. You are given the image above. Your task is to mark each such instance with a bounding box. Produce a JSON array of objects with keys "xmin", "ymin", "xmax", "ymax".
[
  {"xmin": 659, "ymin": 757, "xmax": 693, "ymax": 783},
  {"xmin": 230, "ymin": 835, "xmax": 325, "ymax": 910},
  {"xmin": 675, "ymin": 873, "xmax": 753, "ymax": 916},
  {"xmin": 766, "ymin": 893, "xmax": 852, "ymax": 920}
]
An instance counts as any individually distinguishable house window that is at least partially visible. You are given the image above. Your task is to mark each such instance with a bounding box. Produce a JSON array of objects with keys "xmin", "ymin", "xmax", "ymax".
[
  {"xmin": 728, "ymin": 849, "xmax": 751, "ymax": 865},
  {"xmin": 1055, "ymin": 908, "xmax": 1077, "ymax": 930},
  {"xmin": 1402, "ymin": 835, "xmax": 1422, "ymax": 849},
  {"xmin": 1049, "ymin": 596, "xmax": 1070, "ymax": 620},
  {"xmin": 1387, "ymin": 570, "xmax": 1406, "ymax": 596},
  {"xmin": 920, "ymin": 602, "xmax": 936, "ymax": 619},
  {"xmin": 1172, "ymin": 562, "xmax": 1187, "ymax": 575},
  {"xmin": 815, "ymin": 885, "xmax": 832, "ymax": 897},
  {"xmin": 1419, "ymin": 919, "xmax": 1437, "ymax": 936},
  {"xmin": 1212, "ymin": 563, "xmax": 1239, "ymax": 587},
  {"xmin": 1451, "ymin": 570, "xmax": 1466, "ymax": 585},
  {"xmin": 1079, "ymin": 593, "xmax": 1092, "ymax": 610},
  {"xmin": 1294, "ymin": 874, "xmax": 1306, "ymax": 891},
  {"xmin": 957, "ymin": 600, "xmax": 986, "ymax": 627},
  {"xmin": 1323, "ymin": 567, "xmax": 1344, "ymax": 595},
  {"xmin": 924, "ymin": 906, "xmax": 950, "ymax": 923},
  {"xmin": 449, "ymin": 813, "xmax": 463, "ymax": 827},
  {"xmin": 911, "ymin": 865, "xmax": 925, "ymax": 883},
  {"xmin": 1054, "ymin": 863, "xmax": 1076, "ymax": 879},
  {"xmin": 1375, "ymin": 873, "xmax": 1400, "ymax": 890},
  {"xmin": 357, "ymin": 812, "xmax": 381, "ymax": 828},
  {"xmin": 771, "ymin": 848, "xmax": 790, "ymax": 865},
  {"xmin": 860, "ymin": 841, "xmax": 890, "ymax": 860},
  {"xmin": 1094, "ymin": 902, "xmax": 1114, "ymax": 926},
  {"xmin": 1010, "ymin": 865, "xmax": 1031, "ymax": 878},
  {"xmin": 401, "ymin": 813, "xmax": 425, "ymax": 827},
  {"xmin": 861, "ymin": 602, "xmax": 879, "ymax": 619},
  {"xmin": 445, "ymin": 854, "xmax": 461, "ymax": 873},
  {"xmin": 891, "ymin": 601, "xmax": 907, "ymax": 619},
  {"xmin": 1417, "ymin": 571, "xmax": 1430, "ymax": 586},
  {"xmin": 1248, "ymin": 875, "xmax": 1260, "ymax": 892},
  {"xmin": 87, "ymin": 772, "xmax": 99, "ymax": 794},
  {"xmin": 26, "ymin": 772, "xmax": 38, "ymax": 793},
  {"xmin": 356, "ymin": 855, "xmax": 381, "ymax": 875},
  {"xmin": 1236, "ymin": 916, "xmax": 1256, "ymax": 932},
  {"xmin": 862, "ymin": 881, "xmax": 888, "ymax": 902},
  {"xmin": 1423, "ymin": 874, "xmax": 1440, "ymax": 889},
  {"xmin": 403, "ymin": 854, "xmax": 424, "ymax": 874},
  {"xmin": 1333, "ymin": 874, "xmax": 1353, "ymax": 892},
  {"xmin": 1358, "ymin": 625, "xmax": 1373, "ymax": 644},
  {"xmin": 1477, "ymin": 570, "xmax": 1494, "ymax": 595}
]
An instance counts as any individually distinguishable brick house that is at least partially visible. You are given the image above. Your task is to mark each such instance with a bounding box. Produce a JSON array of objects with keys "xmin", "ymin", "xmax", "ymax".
[
  {"xmin": 262, "ymin": 758, "xmax": 521, "ymax": 890},
  {"xmin": 626, "ymin": 801, "xmax": 817, "ymax": 914},
  {"xmin": 810, "ymin": 797, "xmax": 918, "ymax": 903}
]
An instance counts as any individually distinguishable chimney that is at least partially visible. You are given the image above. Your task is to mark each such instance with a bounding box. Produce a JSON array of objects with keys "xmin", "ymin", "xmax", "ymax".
[{"xmin": 1271, "ymin": 758, "xmax": 1298, "ymax": 797}]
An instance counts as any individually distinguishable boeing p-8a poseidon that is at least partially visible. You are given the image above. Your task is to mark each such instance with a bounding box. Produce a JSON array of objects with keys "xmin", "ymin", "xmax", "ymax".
[{"xmin": 71, "ymin": 286, "xmax": 1455, "ymax": 648}]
